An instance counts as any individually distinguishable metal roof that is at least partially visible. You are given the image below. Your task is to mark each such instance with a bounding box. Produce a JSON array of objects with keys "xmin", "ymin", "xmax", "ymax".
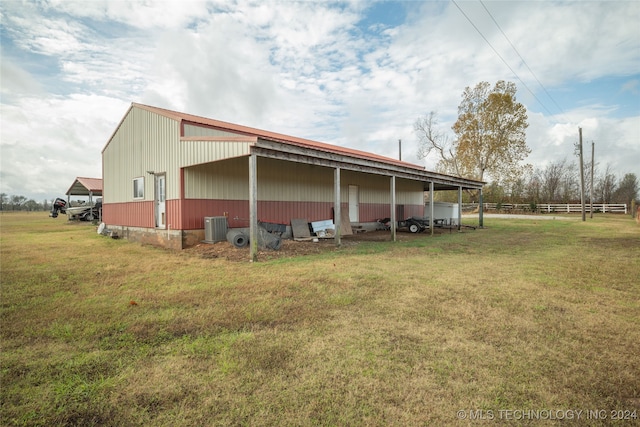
[
  {"xmin": 130, "ymin": 103, "xmax": 425, "ymax": 169},
  {"xmin": 106, "ymin": 103, "xmax": 484, "ymax": 191},
  {"xmin": 66, "ymin": 177, "xmax": 103, "ymax": 196}
]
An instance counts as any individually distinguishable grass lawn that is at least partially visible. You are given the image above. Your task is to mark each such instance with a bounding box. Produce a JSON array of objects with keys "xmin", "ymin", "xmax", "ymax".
[{"xmin": 1, "ymin": 212, "xmax": 639, "ymax": 426}]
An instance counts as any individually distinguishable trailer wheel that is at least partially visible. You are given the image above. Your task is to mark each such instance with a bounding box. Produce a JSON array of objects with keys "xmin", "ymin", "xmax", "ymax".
[{"xmin": 409, "ymin": 223, "xmax": 420, "ymax": 233}]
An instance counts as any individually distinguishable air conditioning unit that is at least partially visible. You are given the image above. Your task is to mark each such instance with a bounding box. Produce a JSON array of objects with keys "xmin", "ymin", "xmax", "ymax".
[{"xmin": 204, "ymin": 216, "xmax": 228, "ymax": 243}]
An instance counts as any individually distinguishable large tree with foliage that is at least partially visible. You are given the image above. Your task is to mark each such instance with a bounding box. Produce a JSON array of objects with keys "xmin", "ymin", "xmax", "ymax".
[
  {"xmin": 453, "ymin": 80, "xmax": 530, "ymax": 183},
  {"xmin": 416, "ymin": 80, "xmax": 530, "ymax": 185}
]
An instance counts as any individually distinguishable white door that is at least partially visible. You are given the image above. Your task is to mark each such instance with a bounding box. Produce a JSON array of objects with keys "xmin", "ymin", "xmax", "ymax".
[
  {"xmin": 155, "ymin": 174, "xmax": 166, "ymax": 229},
  {"xmin": 348, "ymin": 185, "xmax": 359, "ymax": 223}
]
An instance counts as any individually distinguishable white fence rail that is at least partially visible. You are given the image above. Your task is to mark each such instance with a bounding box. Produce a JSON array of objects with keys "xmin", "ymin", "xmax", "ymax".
[{"xmin": 461, "ymin": 203, "xmax": 628, "ymax": 214}]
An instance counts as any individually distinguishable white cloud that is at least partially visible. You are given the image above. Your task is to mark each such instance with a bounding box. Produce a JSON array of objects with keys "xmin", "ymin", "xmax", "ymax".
[
  {"xmin": 0, "ymin": 59, "xmax": 44, "ymax": 99},
  {"xmin": 1, "ymin": 95, "xmax": 128, "ymax": 199}
]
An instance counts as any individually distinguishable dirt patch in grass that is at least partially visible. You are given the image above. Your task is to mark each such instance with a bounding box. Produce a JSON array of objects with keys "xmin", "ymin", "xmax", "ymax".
[{"xmin": 185, "ymin": 229, "xmax": 460, "ymax": 262}]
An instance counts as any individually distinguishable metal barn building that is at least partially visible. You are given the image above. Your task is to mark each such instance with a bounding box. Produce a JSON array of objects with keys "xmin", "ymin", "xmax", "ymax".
[{"xmin": 102, "ymin": 103, "xmax": 484, "ymax": 259}]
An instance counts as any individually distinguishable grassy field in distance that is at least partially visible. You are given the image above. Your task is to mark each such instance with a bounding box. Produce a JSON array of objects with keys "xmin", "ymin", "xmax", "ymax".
[{"xmin": 1, "ymin": 212, "xmax": 639, "ymax": 426}]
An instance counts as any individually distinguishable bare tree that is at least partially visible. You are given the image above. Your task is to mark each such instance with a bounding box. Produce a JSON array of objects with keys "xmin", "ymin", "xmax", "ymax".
[
  {"xmin": 613, "ymin": 173, "xmax": 639, "ymax": 205},
  {"xmin": 414, "ymin": 111, "xmax": 462, "ymax": 177},
  {"xmin": 10, "ymin": 195, "xmax": 27, "ymax": 211},
  {"xmin": 525, "ymin": 172, "xmax": 542, "ymax": 204},
  {"xmin": 595, "ymin": 164, "xmax": 617, "ymax": 203},
  {"xmin": 540, "ymin": 160, "xmax": 565, "ymax": 202},
  {"xmin": 559, "ymin": 162, "xmax": 579, "ymax": 203}
]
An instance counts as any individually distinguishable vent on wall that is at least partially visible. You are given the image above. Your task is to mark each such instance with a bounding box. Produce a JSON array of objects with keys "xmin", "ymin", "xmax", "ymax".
[{"xmin": 204, "ymin": 216, "xmax": 228, "ymax": 243}]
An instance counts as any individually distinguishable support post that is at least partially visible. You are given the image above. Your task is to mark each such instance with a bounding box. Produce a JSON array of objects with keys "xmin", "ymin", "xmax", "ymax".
[
  {"xmin": 590, "ymin": 141, "xmax": 594, "ymax": 219},
  {"xmin": 429, "ymin": 181, "xmax": 434, "ymax": 235},
  {"xmin": 579, "ymin": 127, "xmax": 586, "ymax": 221},
  {"xmin": 334, "ymin": 167, "xmax": 341, "ymax": 247},
  {"xmin": 390, "ymin": 175, "xmax": 397, "ymax": 242},
  {"xmin": 248, "ymin": 153, "xmax": 258, "ymax": 262},
  {"xmin": 457, "ymin": 186, "xmax": 462, "ymax": 231},
  {"xmin": 479, "ymin": 188, "xmax": 484, "ymax": 228}
]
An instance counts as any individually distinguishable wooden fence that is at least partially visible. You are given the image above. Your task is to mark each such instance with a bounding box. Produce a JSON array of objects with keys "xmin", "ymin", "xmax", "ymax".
[{"xmin": 461, "ymin": 203, "xmax": 628, "ymax": 214}]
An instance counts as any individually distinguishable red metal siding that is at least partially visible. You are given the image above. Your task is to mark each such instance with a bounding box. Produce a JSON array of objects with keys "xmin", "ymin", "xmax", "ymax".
[
  {"xmin": 180, "ymin": 199, "xmax": 248, "ymax": 229},
  {"xmin": 179, "ymin": 199, "xmax": 423, "ymax": 230},
  {"xmin": 401, "ymin": 204, "xmax": 424, "ymax": 219},
  {"xmin": 103, "ymin": 201, "xmax": 154, "ymax": 227},
  {"xmin": 104, "ymin": 199, "xmax": 423, "ymax": 231},
  {"xmin": 181, "ymin": 199, "xmax": 338, "ymax": 229},
  {"xmin": 259, "ymin": 201, "xmax": 336, "ymax": 225},
  {"xmin": 166, "ymin": 199, "xmax": 182, "ymax": 230}
]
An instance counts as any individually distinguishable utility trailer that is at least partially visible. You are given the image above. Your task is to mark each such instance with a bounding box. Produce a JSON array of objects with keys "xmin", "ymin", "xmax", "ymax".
[
  {"xmin": 377, "ymin": 217, "xmax": 444, "ymax": 233},
  {"xmin": 398, "ymin": 217, "xmax": 446, "ymax": 233},
  {"xmin": 378, "ymin": 216, "xmax": 476, "ymax": 233}
]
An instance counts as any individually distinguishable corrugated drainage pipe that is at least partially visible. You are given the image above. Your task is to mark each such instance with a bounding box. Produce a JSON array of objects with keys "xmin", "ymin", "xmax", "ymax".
[
  {"xmin": 258, "ymin": 226, "xmax": 282, "ymax": 250},
  {"xmin": 227, "ymin": 229, "xmax": 249, "ymax": 248}
]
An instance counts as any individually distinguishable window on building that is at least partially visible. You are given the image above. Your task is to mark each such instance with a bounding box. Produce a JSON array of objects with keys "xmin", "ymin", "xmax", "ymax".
[{"xmin": 133, "ymin": 177, "xmax": 144, "ymax": 199}]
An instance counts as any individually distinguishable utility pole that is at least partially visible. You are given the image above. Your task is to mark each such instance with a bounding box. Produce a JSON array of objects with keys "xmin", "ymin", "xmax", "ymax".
[
  {"xmin": 590, "ymin": 141, "xmax": 594, "ymax": 219},
  {"xmin": 398, "ymin": 139, "xmax": 402, "ymax": 161},
  {"xmin": 579, "ymin": 128, "xmax": 586, "ymax": 221}
]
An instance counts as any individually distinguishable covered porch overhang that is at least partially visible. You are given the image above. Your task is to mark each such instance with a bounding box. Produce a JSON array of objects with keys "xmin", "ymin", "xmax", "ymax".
[{"xmin": 242, "ymin": 139, "xmax": 484, "ymax": 262}]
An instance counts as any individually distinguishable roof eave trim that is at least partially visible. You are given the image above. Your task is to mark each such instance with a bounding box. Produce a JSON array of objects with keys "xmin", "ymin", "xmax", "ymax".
[{"xmin": 180, "ymin": 136, "xmax": 258, "ymax": 143}]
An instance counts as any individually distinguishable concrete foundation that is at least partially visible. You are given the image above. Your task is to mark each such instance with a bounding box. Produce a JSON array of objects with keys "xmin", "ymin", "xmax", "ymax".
[
  {"xmin": 105, "ymin": 221, "xmax": 389, "ymax": 250},
  {"xmin": 105, "ymin": 225, "xmax": 184, "ymax": 250}
]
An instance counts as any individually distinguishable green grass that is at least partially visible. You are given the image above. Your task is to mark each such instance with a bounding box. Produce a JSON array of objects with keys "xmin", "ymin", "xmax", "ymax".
[{"xmin": 1, "ymin": 212, "xmax": 639, "ymax": 426}]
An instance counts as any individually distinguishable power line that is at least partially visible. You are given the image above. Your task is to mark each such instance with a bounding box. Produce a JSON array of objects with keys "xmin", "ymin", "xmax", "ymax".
[
  {"xmin": 478, "ymin": 0, "xmax": 567, "ymax": 118},
  {"xmin": 450, "ymin": 0, "xmax": 561, "ymax": 120}
]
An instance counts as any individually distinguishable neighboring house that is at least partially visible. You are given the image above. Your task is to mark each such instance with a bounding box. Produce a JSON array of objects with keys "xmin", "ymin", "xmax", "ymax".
[{"xmin": 101, "ymin": 103, "xmax": 483, "ymax": 258}]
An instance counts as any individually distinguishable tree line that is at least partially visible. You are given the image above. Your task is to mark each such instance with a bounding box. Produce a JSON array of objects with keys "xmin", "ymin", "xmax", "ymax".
[
  {"xmin": 481, "ymin": 164, "xmax": 638, "ymax": 205},
  {"xmin": 0, "ymin": 194, "xmax": 56, "ymax": 212}
]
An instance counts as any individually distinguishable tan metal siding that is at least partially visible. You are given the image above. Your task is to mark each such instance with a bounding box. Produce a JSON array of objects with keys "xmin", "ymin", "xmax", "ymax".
[
  {"xmin": 258, "ymin": 158, "xmax": 334, "ymax": 202},
  {"xmin": 340, "ymin": 172, "xmax": 423, "ymax": 205},
  {"xmin": 396, "ymin": 179, "xmax": 424, "ymax": 205},
  {"xmin": 183, "ymin": 123, "xmax": 243, "ymax": 138},
  {"xmin": 103, "ymin": 107, "xmax": 181, "ymax": 203},
  {"xmin": 184, "ymin": 157, "xmax": 250, "ymax": 199},
  {"xmin": 183, "ymin": 158, "xmax": 424, "ymax": 206},
  {"xmin": 185, "ymin": 157, "xmax": 336, "ymax": 202},
  {"xmin": 180, "ymin": 140, "xmax": 252, "ymax": 167},
  {"xmin": 342, "ymin": 171, "xmax": 388, "ymax": 204}
]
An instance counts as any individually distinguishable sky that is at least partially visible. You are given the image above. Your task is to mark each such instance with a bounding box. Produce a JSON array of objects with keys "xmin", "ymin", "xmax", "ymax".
[{"xmin": 1, "ymin": 0, "xmax": 639, "ymax": 203}]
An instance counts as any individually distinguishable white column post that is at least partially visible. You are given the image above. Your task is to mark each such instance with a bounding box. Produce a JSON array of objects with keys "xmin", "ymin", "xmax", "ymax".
[
  {"xmin": 479, "ymin": 188, "xmax": 484, "ymax": 228},
  {"xmin": 334, "ymin": 167, "xmax": 341, "ymax": 247},
  {"xmin": 457, "ymin": 186, "xmax": 462, "ymax": 231},
  {"xmin": 429, "ymin": 181, "xmax": 434, "ymax": 235},
  {"xmin": 390, "ymin": 175, "xmax": 397, "ymax": 242},
  {"xmin": 249, "ymin": 153, "xmax": 258, "ymax": 262}
]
